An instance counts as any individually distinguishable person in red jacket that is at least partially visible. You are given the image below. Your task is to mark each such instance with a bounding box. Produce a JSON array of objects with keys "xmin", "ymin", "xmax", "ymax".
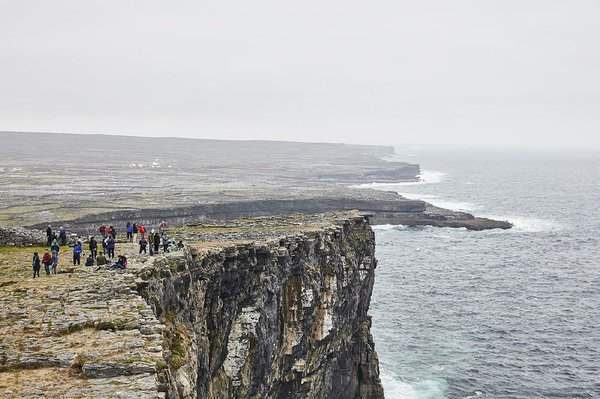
[
  {"xmin": 42, "ymin": 250, "xmax": 52, "ymax": 275},
  {"xmin": 99, "ymin": 224, "xmax": 106, "ymax": 238}
]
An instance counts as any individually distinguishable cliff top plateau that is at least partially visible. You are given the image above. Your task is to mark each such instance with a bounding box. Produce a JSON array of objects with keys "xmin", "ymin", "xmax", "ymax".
[
  {"xmin": 1, "ymin": 212, "xmax": 384, "ymax": 398},
  {"xmin": 0, "ymin": 132, "xmax": 510, "ymax": 230}
]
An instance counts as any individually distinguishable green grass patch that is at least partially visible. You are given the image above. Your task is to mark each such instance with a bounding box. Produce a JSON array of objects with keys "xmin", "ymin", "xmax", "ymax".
[{"xmin": 0, "ymin": 245, "xmax": 49, "ymax": 254}]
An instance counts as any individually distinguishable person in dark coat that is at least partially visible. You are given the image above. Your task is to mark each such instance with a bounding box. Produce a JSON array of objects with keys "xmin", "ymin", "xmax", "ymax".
[
  {"xmin": 59, "ymin": 226, "xmax": 67, "ymax": 246},
  {"xmin": 139, "ymin": 236, "xmax": 148, "ymax": 254},
  {"xmin": 89, "ymin": 236, "xmax": 98, "ymax": 259},
  {"xmin": 46, "ymin": 225, "xmax": 52, "ymax": 245},
  {"xmin": 84, "ymin": 254, "xmax": 95, "ymax": 266},
  {"xmin": 153, "ymin": 231, "xmax": 160, "ymax": 255},
  {"xmin": 32, "ymin": 252, "xmax": 41, "ymax": 278},
  {"xmin": 106, "ymin": 236, "xmax": 115, "ymax": 259}
]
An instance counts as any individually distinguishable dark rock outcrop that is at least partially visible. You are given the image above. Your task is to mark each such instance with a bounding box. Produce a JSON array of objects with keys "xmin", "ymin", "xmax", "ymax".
[
  {"xmin": 0, "ymin": 227, "xmax": 46, "ymax": 246},
  {"xmin": 137, "ymin": 213, "xmax": 384, "ymax": 399}
]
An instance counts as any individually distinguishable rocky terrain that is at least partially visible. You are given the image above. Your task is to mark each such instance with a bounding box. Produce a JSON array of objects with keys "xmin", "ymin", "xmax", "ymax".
[
  {"xmin": 0, "ymin": 131, "xmax": 511, "ymax": 231},
  {"xmin": 0, "ymin": 212, "xmax": 384, "ymax": 399},
  {"xmin": 0, "ymin": 227, "xmax": 46, "ymax": 246}
]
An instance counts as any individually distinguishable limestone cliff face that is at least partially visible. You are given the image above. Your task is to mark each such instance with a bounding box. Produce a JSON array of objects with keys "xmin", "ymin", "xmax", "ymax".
[{"xmin": 138, "ymin": 214, "xmax": 384, "ymax": 399}]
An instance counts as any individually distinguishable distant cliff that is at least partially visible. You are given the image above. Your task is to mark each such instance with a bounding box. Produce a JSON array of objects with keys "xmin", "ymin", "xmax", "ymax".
[{"xmin": 137, "ymin": 212, "xmax": 384, "ymax": 398}]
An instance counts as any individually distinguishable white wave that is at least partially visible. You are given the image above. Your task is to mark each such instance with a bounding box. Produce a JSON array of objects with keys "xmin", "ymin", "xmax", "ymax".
[
  {"xmin": 482, "ymin": 214, "xmax": 564, "ymax": 232},
  {"xmin": 380, "ymin": 370, "xmax": 448, "ymax": 399},
  {"xmin": 372, "ymin": 224, "xmax": 411, "ymax": 231},
  {"xmin": 426, "ymin": 199, "xmax": 477, "ymax": 212},
  {"xmin": 352, "ymin": 170, "xmax": 446, "ymax": 189}
]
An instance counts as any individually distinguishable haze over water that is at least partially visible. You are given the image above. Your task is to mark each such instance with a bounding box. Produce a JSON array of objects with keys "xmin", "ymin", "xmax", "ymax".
[{"xmin": 367, "ymin": 149, "xmax": 600, "ymax": 398}]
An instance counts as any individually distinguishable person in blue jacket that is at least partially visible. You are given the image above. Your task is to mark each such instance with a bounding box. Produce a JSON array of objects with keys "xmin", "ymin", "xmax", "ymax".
[
  {"xmin": 126, "ymin": 222, "xmax": 134, "ymax": 242},
  {"xmin": 68, "ymin": 239, "xmax": 83, "ymax": 265}
]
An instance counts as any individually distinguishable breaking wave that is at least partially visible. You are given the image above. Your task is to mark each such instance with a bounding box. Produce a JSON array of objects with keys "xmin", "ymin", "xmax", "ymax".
[{"xmin": 380, "ymin": 370, "xmax": 448, "ymax": 399}]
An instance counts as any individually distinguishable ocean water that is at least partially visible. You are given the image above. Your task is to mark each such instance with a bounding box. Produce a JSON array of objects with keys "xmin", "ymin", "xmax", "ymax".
[{"xmin": 367, "ymin": 150, "xmax": 600, "ymax": 399}]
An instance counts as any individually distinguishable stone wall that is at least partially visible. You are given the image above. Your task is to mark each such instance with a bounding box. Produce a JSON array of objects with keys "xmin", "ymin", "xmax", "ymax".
[
  {"xmin": 0, "ymin": 227, "xmax": 46, "ymax": 246},
  {"xmin": 137, "ymin": 214, "xmax": 384, "ymax": 399}
]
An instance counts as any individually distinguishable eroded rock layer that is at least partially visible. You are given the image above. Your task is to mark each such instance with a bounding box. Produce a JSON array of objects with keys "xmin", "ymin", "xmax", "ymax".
[{"xmin": 138, "ymin": 212, "xmax": 384, "ymax": 399}]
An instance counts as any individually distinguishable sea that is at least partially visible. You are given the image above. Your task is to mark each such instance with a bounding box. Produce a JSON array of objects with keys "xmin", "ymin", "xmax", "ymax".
[{"xmin": 362, "ymin": 149, "xmax": 600, "ymax": 399}]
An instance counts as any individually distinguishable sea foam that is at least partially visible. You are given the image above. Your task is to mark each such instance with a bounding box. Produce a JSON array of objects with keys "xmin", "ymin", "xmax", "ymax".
[
  {"xmin": 380, "ymin": 370, "xmax": 448, "ymax": 399},
  {"xmin": 352, "ymin": 170, "xmax": 447, "ymax": 189},
  {"xmin": 481, "ymin": 215, "xmax": 565, "ymax": 233}
]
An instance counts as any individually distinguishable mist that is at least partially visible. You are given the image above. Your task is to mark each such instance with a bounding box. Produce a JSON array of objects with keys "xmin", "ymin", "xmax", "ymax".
[{"xmin": 1, "ymin": 0, "xmax": 599, "ymax": 150}]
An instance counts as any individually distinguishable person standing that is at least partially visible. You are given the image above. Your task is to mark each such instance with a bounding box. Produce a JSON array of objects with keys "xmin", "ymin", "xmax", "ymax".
[
  {"xmin": 107, "ymin": 235, "xmax": 115, "ymax": 259},
  {"xmin": 42, "ymin": 250, "xmax": 52, "ymax": 275},
  {"xmin": 139, "ymin": 235, "xmax": 148, "ymax": 254},
  {"xmin": 99, "ymin": 223, "xmax": 106, "ymax": 238},
  {"xmin": 59, "ymin": 226, "xmax": 67, "ymax": 246},
  {"xmin": 51, "ymin": 239, "xmax": 60, "ymax": 254},
  {"xmin": 108, "ymin": 225, "xmax": 116, "ymax": 239},
  {"xmin": 126, "ymin": 222, "xmax": 133, "ymax": 242},
  {"xmin": 51, "ymin": 250, "xmax": 59, "ymax": 274},
  {"xmin": 32, "ymin": 252, "xmax": 41, "ymax": 278},
  {"xmin": 132, "ymin": 223, "xmax": 139, "ymax": 243},
  {"xmin": 153, "ymin": 231, "xmax": 161, "ymax": 255},
  {"xmin": 89, "ymin": 236, "xmax": 98, "ymax": 259},
  {"xmin": 46, "ymin": 225, "xmax": 52, "ymax": 245},
  {"xmin": 70, "ymin": 241, "xmax": 83, "ymax": 265}
]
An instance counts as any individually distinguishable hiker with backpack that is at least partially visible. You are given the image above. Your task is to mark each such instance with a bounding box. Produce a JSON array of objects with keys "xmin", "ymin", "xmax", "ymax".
[{"xmin": 109, "ymin": 255, "xmax": 127, "ymax": 270}]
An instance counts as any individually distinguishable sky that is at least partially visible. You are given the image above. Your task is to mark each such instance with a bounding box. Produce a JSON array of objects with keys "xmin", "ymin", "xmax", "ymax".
[{"xmin": 1, "ymin": 0, "xmax": 599, "ymax": 150}]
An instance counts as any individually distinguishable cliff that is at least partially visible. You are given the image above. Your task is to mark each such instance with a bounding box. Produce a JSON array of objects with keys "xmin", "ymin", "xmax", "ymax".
[
  {"xmin": 138, "ymin": 212, "xmax": 384, "ymax": 398},
  {"xmin": 0, "ymin": 212, "xmax": 384, "ymax": 399}
]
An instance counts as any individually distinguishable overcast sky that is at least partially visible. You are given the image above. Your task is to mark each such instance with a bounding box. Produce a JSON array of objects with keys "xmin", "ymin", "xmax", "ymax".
[{"xmin": 1, "ymin": 1, "xmax": 599, "ymax": 149}]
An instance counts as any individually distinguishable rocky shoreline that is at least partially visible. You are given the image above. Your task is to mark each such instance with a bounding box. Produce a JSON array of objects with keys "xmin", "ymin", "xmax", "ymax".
[{"xmin": 1, "ymin": 131, "xmax": 510, "ymax": 232}]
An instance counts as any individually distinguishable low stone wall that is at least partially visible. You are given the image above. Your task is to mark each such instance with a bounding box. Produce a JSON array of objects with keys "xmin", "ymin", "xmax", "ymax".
[{"xmin": 0, "ymin": 227, "xmax": 46, "ymax": 246}]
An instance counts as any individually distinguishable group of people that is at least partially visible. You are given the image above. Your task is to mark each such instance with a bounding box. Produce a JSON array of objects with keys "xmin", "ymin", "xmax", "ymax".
[
  {"xmin": 136, "ymin": 221, "xmax": 184, "ymax": 255},
  {"xmin": 33, "ymin": 220, "xmax": 184, "ymax": 278}
]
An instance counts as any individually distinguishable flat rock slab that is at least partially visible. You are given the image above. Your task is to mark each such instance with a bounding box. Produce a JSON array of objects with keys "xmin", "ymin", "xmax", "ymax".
[{"xmin": 0, "ymin": 244, "xmax": 165, "ymax": 399}]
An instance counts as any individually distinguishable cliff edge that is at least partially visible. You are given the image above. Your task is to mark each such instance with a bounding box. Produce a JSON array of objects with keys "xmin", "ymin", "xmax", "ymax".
[{"xmin": 0, "ymin": 212, "xmax": 384, "ymax": 399}]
